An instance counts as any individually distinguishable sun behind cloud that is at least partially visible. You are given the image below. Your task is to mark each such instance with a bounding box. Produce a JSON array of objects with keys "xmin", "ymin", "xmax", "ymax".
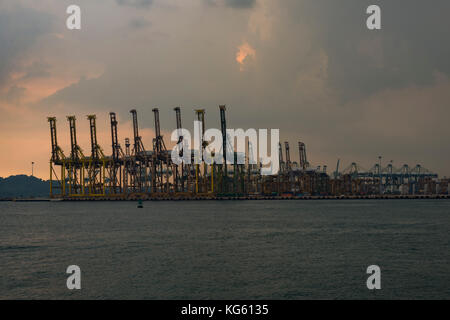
[{"xmin": 236, "ymin": 41, "xmax": 256, "ymax": 71}]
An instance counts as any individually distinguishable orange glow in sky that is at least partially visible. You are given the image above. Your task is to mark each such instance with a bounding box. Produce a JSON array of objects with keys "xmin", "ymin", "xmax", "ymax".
[{"xmin": 236, "ymin": 42, "xmax": 256, "ymax": 71}]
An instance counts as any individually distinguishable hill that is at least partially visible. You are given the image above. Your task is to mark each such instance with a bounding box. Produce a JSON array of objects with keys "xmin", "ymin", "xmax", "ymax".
[{"xmin": 0, "ymin": 175, "xmax": 50, "ymax": 199}]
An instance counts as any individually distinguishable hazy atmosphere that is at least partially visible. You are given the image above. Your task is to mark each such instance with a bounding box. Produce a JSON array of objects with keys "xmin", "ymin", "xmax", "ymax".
[{"xmin": 1, "ymin": 0, "xmax": 449, "ymax": 179}]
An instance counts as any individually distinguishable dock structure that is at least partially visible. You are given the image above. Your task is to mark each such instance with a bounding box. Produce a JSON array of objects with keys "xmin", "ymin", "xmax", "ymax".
[{"xmin": 48, "ymin": 106, "xmax": 448, "ymax": 200}]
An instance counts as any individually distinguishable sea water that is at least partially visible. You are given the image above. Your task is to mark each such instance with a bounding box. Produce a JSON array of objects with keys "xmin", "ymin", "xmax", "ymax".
[{"xmin": 0, "ymin": 200, "xmax": 449, "ymax": 299}]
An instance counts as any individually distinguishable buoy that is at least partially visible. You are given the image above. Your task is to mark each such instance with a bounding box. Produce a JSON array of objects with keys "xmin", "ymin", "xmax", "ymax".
[{"xmin": 137, "ymin": 199, "xmax": 143, "ymax": 208}]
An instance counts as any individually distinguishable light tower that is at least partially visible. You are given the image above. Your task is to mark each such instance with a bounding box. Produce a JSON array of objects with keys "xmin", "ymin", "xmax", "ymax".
[{"xmin": 378, "ymin": 155, "xmax": 382, "ymax": 194}]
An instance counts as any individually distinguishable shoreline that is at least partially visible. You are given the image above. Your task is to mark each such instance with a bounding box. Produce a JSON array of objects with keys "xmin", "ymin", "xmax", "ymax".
[{"xmin": 1, "ymin": 194, "xmax": 450, "ymax": 202}]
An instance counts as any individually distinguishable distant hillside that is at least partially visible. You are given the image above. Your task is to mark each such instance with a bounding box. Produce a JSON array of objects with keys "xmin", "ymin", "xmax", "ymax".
[{"xmin": 0, "ymin": 175, "xmax": 50, "ymax": 199}]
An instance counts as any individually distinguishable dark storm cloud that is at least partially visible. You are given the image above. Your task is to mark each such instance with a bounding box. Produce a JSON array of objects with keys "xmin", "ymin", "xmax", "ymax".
[
  {"xmin": 290, "ymin": 0, "xmax": 450, "ymax": 100},
  {"xmin": 204, "ymin": 0, "xmax": 256, "ymax": 9},
  {"xmin": 225, "ymin": 0, "xmax": 256, "ymax": 9},
  {"xmin": 129, "ymin": 17, "xmax": 152, "ymax": 29},
  {"xmin": 0, "ymin": 6, "xmax": 53, "ymax": 88},
  {"xmin": 116, "ymin": 0, "xmax": 154, "ymax": 9}
]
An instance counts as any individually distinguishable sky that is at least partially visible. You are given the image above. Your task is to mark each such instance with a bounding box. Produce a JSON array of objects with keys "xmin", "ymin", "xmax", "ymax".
[{"xmin": 0, "ymin": 0, "xmax": 449, "ymax": 179}]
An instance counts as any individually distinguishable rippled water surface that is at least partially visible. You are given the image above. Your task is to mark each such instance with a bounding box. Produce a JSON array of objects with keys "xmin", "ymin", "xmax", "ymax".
[{"xmin": 1, "ymin": 200, "xmax": 449, "ymax": 299}]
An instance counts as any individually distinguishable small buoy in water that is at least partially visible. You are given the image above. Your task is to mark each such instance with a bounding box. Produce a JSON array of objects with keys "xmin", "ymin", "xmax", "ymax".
[{"xmin": 137, "ymin": 199, "xmax": 143, "ymax": 208}]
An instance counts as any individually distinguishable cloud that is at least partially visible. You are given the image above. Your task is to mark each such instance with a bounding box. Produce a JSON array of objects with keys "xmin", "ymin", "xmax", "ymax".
[
  {"xmin": 129, "ymin": 17, "xmax": 152, "ymax": 29},
  {"xmin": 116, "ymin": 0, "xmax": 154, "ymax": 9},
  {"xmin": 0, "ymin": 5, "xmax": 54, "ymax": 89},
  {"xmin": 20, "ymin": 61, "xmax": 52, "ymax": 80},
  {"xmin": 3, "ymin": 85, "xmax": 27, "ymax": 105},
  {"xmin": 225, "ymin": 0, "xmax": 256, "ymax": 9},
  {"xmin": 205, "ymin": 0, "xmax": 256, "ymax": 9},
  {"xmin": 236, "ymin": 41, "xmax": 256, "ymax": 71},
  {"xmin": 290, "ymin": 0, "xmax": 450, "ymax": 100}
]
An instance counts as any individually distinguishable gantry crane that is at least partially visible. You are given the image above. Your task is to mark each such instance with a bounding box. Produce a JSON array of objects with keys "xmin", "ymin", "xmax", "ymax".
[
  {"xmin": 195, "ymin": 109, "xmax": 209, "ymax": 193},
  {"xmin": 48, "ymin": 117, "xmax": 66, "ymax": 197},
  {"xmin": 109, "ymin": 112, "xmax": 125, "ymax": 194},
  {"xmin": 285, "ymin": 141, "xmax": 291, "ymax": 171},
  {"xmin": 298, "ymin": 141, "xmax": 307, "ymax": 170},
  {"xmin": 219, "ymin": 105, "xmax": 228, "ymax": 193},
  {"xmin": 87, "ymin": 115, "xmax": 107, "ymax": 196},
  {"xmin": 152, "ymin": 108, "xmax": 170, "ymax": 193},
  {"xmin": 129, "ymin": 109, "xmax": 148, "ymax": 193},
  {"xmin": 173, "ymin": 107, "xmax": 183, "ymax": 192},
  {"xmin": 66, "ymin": 116, "xmax": 86, "ymax": 196}
]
